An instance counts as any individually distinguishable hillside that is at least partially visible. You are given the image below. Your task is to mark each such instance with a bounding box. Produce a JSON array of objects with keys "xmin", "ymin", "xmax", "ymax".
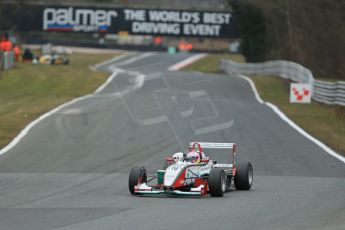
[{"xmin": 243, "ymin": 0, "xmax": 345, "ymax": 80}]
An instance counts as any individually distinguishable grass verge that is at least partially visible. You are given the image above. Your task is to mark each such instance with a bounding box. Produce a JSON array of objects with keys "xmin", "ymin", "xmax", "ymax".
[
  {"xmin": 0, "ymin": 52, "xmax": 118, "ymax": 149},
  {"xmin": 183, "ymin": 54, "xmax": 345, "ymax": 155}
]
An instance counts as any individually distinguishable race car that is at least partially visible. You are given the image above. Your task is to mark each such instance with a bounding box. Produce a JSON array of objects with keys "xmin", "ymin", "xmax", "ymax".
[
  {"xmin": 39, "ymin": 54, "xmax": 69, "ymax": 65},
  {"xmin": 128, "ymin": 142, "xmax": 253, "ymax": 197}
]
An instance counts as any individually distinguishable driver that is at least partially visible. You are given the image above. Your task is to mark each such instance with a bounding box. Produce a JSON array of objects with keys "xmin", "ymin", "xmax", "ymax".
[
  {"xmin": 186, "ymin": 151, "xmax": 201, "ymax": 163},
  {"xmin": 172, "ymin": 152, "xmax": 184, "ymax": 162}
]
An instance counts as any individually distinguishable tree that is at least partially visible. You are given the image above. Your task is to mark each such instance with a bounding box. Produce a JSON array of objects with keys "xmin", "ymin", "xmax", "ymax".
[{"xmin": 229, "ymin": 0, "xmax": 266, "ymax": 62}]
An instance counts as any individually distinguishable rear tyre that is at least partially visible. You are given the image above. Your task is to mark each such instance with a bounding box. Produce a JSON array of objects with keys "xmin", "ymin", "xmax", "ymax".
[
  {"xmin": 208, "ymin": 168, "xmax": 226, "ymax": 197},
  {"xmin": 128, "ymin": 166, "xmax": 147, "ymax": 195},
  {"xmin": 234, "ymin": 162, "xmax": 253, "ymax": 190}
]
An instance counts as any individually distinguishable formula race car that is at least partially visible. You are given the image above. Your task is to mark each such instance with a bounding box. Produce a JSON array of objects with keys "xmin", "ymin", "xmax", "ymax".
[
  {"xmin": 39, "ymin": 54, "xmax": 69, "ymax": 65},
  {"xmin": 128, "ymin": 142, "xmax": 253, "ymax": 197}
]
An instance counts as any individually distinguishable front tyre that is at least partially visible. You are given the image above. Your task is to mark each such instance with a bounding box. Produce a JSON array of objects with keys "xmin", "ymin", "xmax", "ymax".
[
  {"xmin": 128, "ymin": 166, "xmax": 147, "ymax": 195},
  {"xmin": 208, "ymin": 168, "xmax": 226, "ymax": 197},
  {"xmin": 234, "ymin": 162, "xmax": 253, "ymax": 190}
]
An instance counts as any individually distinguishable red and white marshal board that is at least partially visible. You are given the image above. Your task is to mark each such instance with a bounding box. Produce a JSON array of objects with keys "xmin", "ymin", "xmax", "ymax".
[{"xmin": 290, "ymin": 83, "xmax": 312, "ymax": 103}]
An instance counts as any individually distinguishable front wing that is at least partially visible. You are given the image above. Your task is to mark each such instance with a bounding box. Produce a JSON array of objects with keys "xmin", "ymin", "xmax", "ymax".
[{"xmin": 134, "ymin": 183, "xmax": 207, "ymax": 196}]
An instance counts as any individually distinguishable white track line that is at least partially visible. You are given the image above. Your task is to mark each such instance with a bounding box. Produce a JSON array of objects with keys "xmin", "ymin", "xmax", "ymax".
[
  {"xmin": 238, "ymin": 74, "xmax": 345, "ymax": 164},
  {"xmin": 0, "ymin": 95, "xmax": 93, "ymax": 156},
  {"xmin": 91, "ymin": 53, "xmax": 134, "ymax": 70},
  {"xmin": 0, "ymin": 52, "xmax": 135, "ymax": 156},
  {"xmin": 169, "ymin": 57, "xmax": 345, "ymax": 164},
  {"xmin": 94, "ymin": 71, "xmax": 119, "ymax": 93},
  {"xmin": 111, "ymin": 52, "xmax": 154, "ymax": 67},
  {"xmin": 168, "ymin": 53, "xmax": 207, "ymax": 71},
  {"xmin": 237, "ymin": 74, "xmax": 264, "ymax": 104},
  {"xmin": 0, "ymin": 72, "xmax": 120, "ymax": 156}
]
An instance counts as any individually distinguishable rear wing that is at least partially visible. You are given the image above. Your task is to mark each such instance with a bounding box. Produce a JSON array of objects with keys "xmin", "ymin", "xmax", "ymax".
[
  {"xmin": 189, "ymin": 142, "xmax": 235, "ymax": 149},
  {"xmin": 189, "ymin": 142, "xmax": 237, "ymax": 164}
]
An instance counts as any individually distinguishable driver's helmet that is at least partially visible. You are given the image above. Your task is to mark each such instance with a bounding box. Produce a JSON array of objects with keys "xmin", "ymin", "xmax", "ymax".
[
  {"xmin": 173, "ymin": 152, "xmax": 184, "ymax": 162},
  {"xmin": 186, "ymin": 151, "xmax": 201, "ymax": 163}
]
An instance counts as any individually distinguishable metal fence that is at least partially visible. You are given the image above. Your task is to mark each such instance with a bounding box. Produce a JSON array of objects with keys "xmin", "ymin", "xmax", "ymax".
[
  {"xmin": 313, "ymin": 80, "xmax": 345, "ymax": 106},
  {"xmin": 219, "ymin": 59, "xmax": 345, "ymax": 106}
]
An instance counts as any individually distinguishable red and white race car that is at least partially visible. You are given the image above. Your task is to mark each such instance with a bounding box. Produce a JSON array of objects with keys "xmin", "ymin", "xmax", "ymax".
[{"xmin": 128, "ymin": 142, "xmax": 253, "ymax": 197}]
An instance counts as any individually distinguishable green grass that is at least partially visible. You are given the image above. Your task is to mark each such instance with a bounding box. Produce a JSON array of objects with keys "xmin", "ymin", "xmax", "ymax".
[
  {"xmin": 0, "ymin": 53, "xmax": 118, "ymax": 148},
  {"xmin": 184, "ymin": 54, "xmax": 345, "ymax": 155},
  {"xmin": 183, "ymin": 54, "xmax": 245, "ymax": 73}
]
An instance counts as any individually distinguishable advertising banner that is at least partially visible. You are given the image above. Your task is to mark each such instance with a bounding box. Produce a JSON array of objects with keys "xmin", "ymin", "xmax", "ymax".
[{"xmin": 15, "ymin": 6, "xmax": 238, "ymax": 38}]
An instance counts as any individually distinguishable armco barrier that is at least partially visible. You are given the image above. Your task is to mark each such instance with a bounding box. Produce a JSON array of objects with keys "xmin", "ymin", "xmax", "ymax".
[
  {"xmin": 219, "ymin": 59, "xmax": 345, "ymax": 106},
  {"xmin": 313, "ymin": 80, "xmax": 345, "ymax": 106}
]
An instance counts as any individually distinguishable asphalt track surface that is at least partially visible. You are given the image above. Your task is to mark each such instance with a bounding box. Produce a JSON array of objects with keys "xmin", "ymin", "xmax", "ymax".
[{"xmin": 0, "ymin": 52, "xmax": 344, "ymax": 230}]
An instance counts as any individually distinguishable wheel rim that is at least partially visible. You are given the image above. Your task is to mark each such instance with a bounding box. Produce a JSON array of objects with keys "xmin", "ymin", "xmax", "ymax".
[
  {"xmin": 221, "ymin": 173, "xmax": 226, "ymax": 192},
  {"xmin": 248, "ymin": 166, "xmax": 253, "ymax": 185}
]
